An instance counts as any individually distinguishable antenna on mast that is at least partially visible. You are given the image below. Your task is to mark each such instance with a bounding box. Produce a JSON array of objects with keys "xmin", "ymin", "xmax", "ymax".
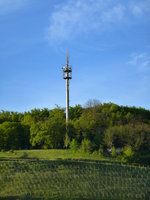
[
  {"xmin": 67, "ymin": 52, "xmax": 69, "ymax": 66},
  {"xmin": 62, "ymin": 53, "xmax": 72, "ymax": 137}
]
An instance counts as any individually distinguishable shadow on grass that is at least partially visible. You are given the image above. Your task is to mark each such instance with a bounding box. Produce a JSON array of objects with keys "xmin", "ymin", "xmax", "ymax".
[
  {"xmin": 0, "ymin": 197, "xmax": 115, "ymax": 200},
  {"xmin": 0, "ymin": 197, "xmax": 42, "ymax": 200}
]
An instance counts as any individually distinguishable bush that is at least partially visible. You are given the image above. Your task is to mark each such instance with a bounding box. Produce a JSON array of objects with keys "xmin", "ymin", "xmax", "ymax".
[
  {"xmin": 92, "ymin": 151, "xmax": 98, "ymax": 156},
  {"xmin": 98, "ymin": 145, "xmax": 104, "ymax": 157},
  {"xmin": 70, "ymin": 139, "xmax": 79, "ymax": 152},
  {"xmin": 121, "ymin": 146, "xmax": 134, "ymax": 162},
  {"xmin": 64, "ymin": 134, "xmax": 70, "ymax": 149},
  {"xmin": 124, "ymin": 146, "xmax": 134, "ymax": 158},
  {"xmin": 80, "ymin": 139, "xmax": 92, "ymax": 153},
  {"xmin": 111, "ymin": 146, "xmax": 117, "ymax": 157}
]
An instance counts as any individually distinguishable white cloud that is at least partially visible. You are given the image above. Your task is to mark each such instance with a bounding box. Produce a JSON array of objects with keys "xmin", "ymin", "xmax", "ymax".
[
  {"xmin": 46, "ymin": 0, "xmax": 125, "ymax": 44},
  {"xmin": 0, "ymin": 0, "xmax": 28, "ymax": 15},
  {"xmin": 101, "ymin": 4, "xmax": 125, "ymax": 24},
  {"xmin": 45, "ymin": 0, "xmax": 150, "ymax": 45},
  {"xmin": 128, "ymin": 53, "xmax": 150, "ymax": 72},
  {"xmin": 129, "ymin": 0, "xmax": 150, "ymax": 17}
]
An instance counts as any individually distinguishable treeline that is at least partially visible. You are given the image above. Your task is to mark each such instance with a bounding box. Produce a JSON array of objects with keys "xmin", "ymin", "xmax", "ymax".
[{"xmin": 0, "ymin": 100, "xmax": 150, "ymax": 164}]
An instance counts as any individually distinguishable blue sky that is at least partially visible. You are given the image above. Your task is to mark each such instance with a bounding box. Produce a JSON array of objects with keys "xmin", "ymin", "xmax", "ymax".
[{"xmin": 0, "ymin": 0, "xmax": 150, "ymax": 112}]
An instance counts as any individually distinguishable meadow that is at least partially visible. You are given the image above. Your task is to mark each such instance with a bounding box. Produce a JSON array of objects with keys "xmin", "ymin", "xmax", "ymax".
[
  {"xmin": 0, "ymin": 149, "xmax": 114, "ymax": 161},
  {"xmin": 0, "ymin": 150, "xmax": 150, "ymax": 200}
]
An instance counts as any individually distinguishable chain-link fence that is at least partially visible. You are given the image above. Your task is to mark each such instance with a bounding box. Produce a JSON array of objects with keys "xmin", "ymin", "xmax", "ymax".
[{"xmin": 0, "ymin": 159, "xmax": 150, "ymax": 200}]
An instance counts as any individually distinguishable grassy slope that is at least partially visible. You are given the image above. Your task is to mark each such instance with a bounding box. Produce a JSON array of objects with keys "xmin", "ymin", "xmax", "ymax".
[
  {"xmin": 0, "ymin": 149, "xmax": 112, "ymax": 161},
  {"xmin": 0, "ymin": 150, "xmax": 150, "ymax": 199},
  {"xmin": 0, "ymin": 159, "xmax": 150, "ymax": 200}
]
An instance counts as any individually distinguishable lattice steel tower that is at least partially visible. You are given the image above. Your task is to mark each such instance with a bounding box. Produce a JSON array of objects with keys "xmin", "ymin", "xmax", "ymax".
[{"xmin": 62, "ymin": 53, "xmax": 72, "ymax": 134}]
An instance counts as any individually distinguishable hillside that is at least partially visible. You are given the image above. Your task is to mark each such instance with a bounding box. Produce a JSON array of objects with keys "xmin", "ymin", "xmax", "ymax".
[
  {"xmin": 0, "ymin": 102, "xmax": 150, "ymax": 165},
  {"xmin": 0, "ymin": 158, "xmax": 149, "ymax": 200}
]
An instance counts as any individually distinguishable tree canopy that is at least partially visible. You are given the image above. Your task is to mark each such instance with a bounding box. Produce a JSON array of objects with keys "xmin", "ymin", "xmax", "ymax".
[{"xmin": 0, "ymin": 102, "xmax": 150, "ymax": 164}]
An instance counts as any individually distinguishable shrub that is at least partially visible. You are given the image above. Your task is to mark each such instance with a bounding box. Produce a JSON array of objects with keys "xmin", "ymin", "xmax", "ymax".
[
  {"xmin": 98, "ymin": 145, "xmax": 104, "ymax": 157},
  {"xmin": 80, "ymin": 139, "xmax": 92, "ymax": 153},
  {"xmin": 70, "ymin": 139, "xmax": 79, "ymax": 152},
  {"xmin": 64, "ymin": 134, "xmax": 70, "ymax": 149},
  {"xmin": 92, "ymin": 151, "xmax": 98, "ymax": 156},
  {"xmin": 124, "ymin": 146, "xmax": 134, "ymax": 158},
  {"xmin": 121, "ymin": 146, "xmax": 134, "ymax": 162},
  {"xmin": 111, "ymin": 146, "xmax": 117, "ymax": 157}
]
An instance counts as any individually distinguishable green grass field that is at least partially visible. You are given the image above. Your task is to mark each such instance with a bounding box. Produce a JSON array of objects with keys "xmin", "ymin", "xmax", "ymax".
[
  {"xmin": 0, "ymin": 150, "xmax": 150, "ymax": 200},
  {"xmin": 0, "ymin": 149, "xmax": 114, "ymax": 161}
]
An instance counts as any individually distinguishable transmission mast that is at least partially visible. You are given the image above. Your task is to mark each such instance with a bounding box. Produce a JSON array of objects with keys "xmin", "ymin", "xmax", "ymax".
[{"xmin": 62, "ymin": 53, "xmax": 72, "ymax": 135}]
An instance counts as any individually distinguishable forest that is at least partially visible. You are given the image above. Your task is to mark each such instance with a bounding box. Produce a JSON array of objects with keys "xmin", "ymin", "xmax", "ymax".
[{"xmin": 0, "ymin": 100, "xmax": 150, "ymax": 164}]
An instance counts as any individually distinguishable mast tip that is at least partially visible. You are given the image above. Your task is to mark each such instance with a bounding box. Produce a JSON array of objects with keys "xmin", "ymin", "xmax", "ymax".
[{"xmin": 67, "ymin": 52, "xmax": 69, "ymax": 65}]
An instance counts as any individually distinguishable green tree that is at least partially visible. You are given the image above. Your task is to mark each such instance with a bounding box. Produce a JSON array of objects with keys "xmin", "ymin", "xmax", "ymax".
[
  {"xmin": 30, "ymin": 122, "xmax": 46, "ymax": 148},
  {"xmin": 30, "ymin": 107, "xmax": 65, "ymax": 149},
  {"xmin": 69, "ymin": 105, "xmax": 83, "ymax": 120},
  {"xmin": 22, "ymin": 114, "xmax": 35, "ymax": 126},
  {"xmin": 0, "ymin": 122, "xmax": 30, "ymax": 150},
  {"xmin": 74, "ymin": 105, "xmax": 106, "ymax": 147},
  {"xmin": 11, "ymin": 112, "xmax": 20, "ymax": 122},
  {"xmin": 0, "ymin": 111, "xmax": 12, "ymax": 124}
]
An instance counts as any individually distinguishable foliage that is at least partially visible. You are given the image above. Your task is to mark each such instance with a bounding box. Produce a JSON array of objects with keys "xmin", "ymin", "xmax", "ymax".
[
  {"xmin": 64, "ymin": 133, "xmax": 70, "ymax": 149},
  {"xmin": 69, "ymin": 104, "xmax": 83, "ymax": 120},
  {"xmin": 98, "ymin": 145, "xmax": 104, "ymax": 157},
  {"xmin": 0, "ymin": 122, "xmax": 30, "ymax": 150},
  {"xmin": 123, "ymin": 146, "xmax": 134, "ymax": 158},
  {"xmin": 104, "ymin": 123, "xmax": 150, "ymax": 152},
  {"xmin": 30, "ymin": 108, "xmax": 65, "ymax": 149},
  {"xmin": 0, "ymin": 102, "xmax": 150, "ymax": 165},
  {"xmin": 111, "ymin": 146, "xmax": 117, "ymax": 157},
  {"xmin": 80, "ymin": 139, "xmax": 93, "ymax": 153},
  {"xmin": 121, "ymin": 146, "xmax": 134, "ymax": 162},
  {"xmin": 70, "ymin": 139, "xmax": 79, "ymax": 152},
  {"xmin": 30, "ymin": 122, "xmax": 46, "ymax": 148}
]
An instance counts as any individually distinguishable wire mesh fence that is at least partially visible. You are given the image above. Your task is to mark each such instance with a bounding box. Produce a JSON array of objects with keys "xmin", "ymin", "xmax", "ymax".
[{"xmin": 0, "ymin": 159, "xmax": 150, "ymax": 200}]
